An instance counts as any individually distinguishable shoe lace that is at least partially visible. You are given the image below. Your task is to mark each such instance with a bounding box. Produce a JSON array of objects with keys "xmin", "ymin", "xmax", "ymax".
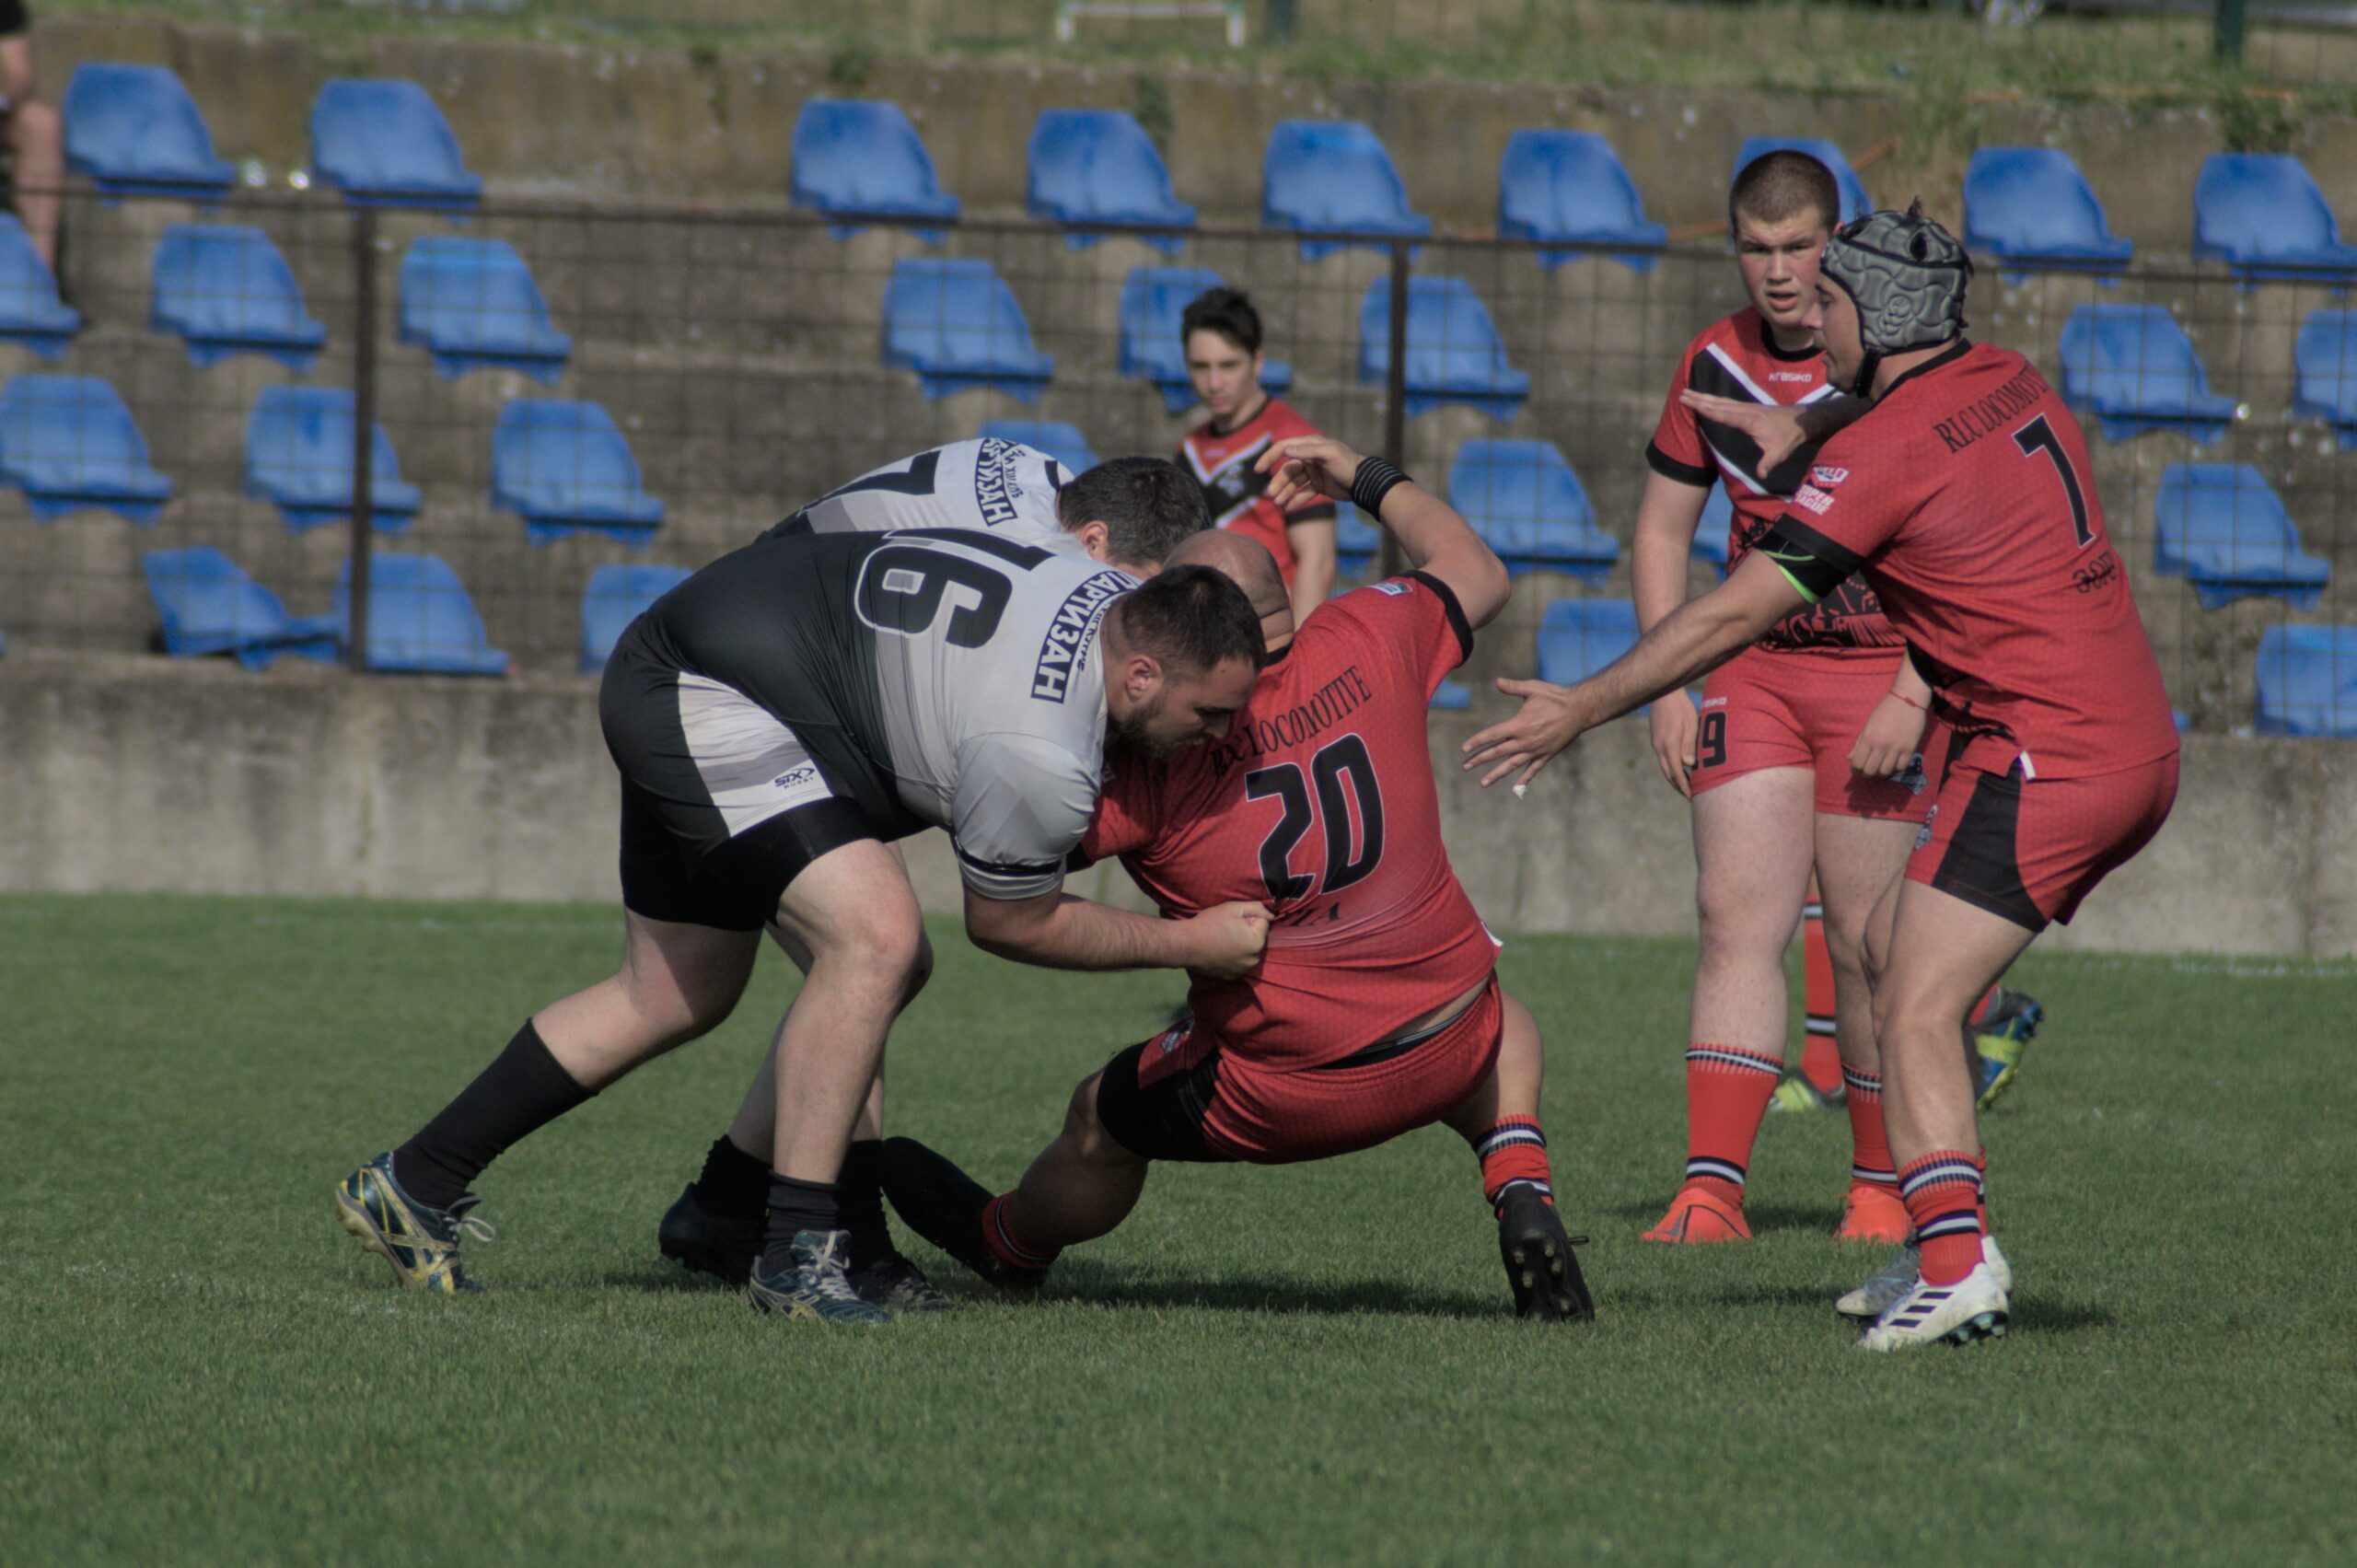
[
  {"xmin": 445, "ymin": 1194, "xmax": 497, "ymax": 1246},
  {"xmin": 797, "ymin": 1231, "xmax": 865, "ymax": 1301}
]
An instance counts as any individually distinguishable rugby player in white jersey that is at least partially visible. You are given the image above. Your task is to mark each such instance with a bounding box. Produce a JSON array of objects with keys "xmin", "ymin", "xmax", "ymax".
[{"xmin": 333, "ymin": 451, "xmax": 1260, "ymax": 1326}]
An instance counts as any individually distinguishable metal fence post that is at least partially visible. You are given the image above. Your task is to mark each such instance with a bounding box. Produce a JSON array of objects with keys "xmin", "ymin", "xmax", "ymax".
[
  {"xmin": 345, "ymin": 206, "xmax": 378, "ymax": 673},
  {"xmin": 1379, "ymin": 235, "xmax": 1411, "ymax": 581},
  {"xmin": 2215, "ymin": 0, "xmax": 2247, "ymax": 63}
]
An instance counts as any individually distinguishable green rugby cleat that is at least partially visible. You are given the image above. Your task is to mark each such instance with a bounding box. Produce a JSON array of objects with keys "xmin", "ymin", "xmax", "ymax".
[
  {"xmin": 1766, "ymin": 1071, "xmax": 1844, "ymax": 1113},
  {"xmin": 333, "ymin": 1152, "xmax": 493, "ymax": 1295}
]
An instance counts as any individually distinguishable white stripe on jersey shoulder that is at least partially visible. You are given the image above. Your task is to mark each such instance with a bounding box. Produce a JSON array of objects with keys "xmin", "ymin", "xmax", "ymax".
[
  {"xmin": 1701, "ymin": 343, "xmax": 1783, "ymax": 408},
  {"xmin": 1182, "ymin": 431, "xmax": 1274, "ymax": 484}
]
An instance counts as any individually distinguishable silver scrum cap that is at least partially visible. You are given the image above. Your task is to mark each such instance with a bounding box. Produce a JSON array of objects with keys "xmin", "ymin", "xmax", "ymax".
[{"xmin": 1822, "ymin": 202, "xmax": 1973, "ymax": 354}]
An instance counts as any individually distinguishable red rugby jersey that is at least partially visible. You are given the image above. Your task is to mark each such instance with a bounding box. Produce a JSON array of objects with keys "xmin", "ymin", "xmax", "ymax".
[
  {"xmin": 1083, "ymin": 574, "xmax": 1496, "ymax": 1068},
  {"xmin": 1760, "ymin": 341, "xmax": 2179, "ymax": 780},
  {"xmin": 1178, "ymin": 396, "xmax": 1339, "ymax": 595},
  {"xmin": 1647, "ymin": 308, "xmax": 1903, "ymax": 656}
]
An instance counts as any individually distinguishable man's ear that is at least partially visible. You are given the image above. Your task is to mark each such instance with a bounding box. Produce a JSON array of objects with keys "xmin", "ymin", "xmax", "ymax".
[
  {"xmin": 1073, "ymin": 518, "xmax": 1111, "ymax": 561},
  {"xmin": 1120, "ymin": 650, "xmax": 1164, "ymax": 703}
]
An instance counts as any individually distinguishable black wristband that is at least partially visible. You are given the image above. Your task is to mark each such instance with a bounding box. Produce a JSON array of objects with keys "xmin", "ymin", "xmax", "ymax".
[{"xmin": 1349, "ymin": 457, "xmax": 1410, "ymax": 517}]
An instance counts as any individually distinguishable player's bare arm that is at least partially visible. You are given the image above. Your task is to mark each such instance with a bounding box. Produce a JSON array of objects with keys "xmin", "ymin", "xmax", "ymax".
[
  {"xmin": 1462, "ymin": 552, "xmax": 1807, "ymax": 789},
  {"xmin": 1283, "ymin": 513, "xmax": 1338, "ymax": 625},
  {"xmin": 1849, "ymin": 652, "xmax": 1933, "ymax": 779},
  {"xmin": 1676, "ymin": 389, "xmax": 1867, "ymax": 473},
  {"xmin": 1258, "ymin": 436, "xmax": 1511, "ymax": 628},
  {"xmin": 1630, "ymin": 470, "xmax": 1714, "ymax": 798},
  {"xmin": 964, "ymin": 884, "xmax": 1270, "ymax": 980}
]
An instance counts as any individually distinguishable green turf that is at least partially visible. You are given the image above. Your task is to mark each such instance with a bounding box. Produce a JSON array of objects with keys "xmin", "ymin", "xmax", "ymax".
[{"xmin": 3, "ymin": 892, "xmax": 2352, "ymax": 1565}]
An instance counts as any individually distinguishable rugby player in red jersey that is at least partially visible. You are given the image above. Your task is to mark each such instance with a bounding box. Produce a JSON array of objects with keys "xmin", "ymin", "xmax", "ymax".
[
  {"xmin": 1178, "ymin": 287, "xmax": 1339, "ymax": 627},
  {"xmin": 1464, "ymin": 206, "xmax": 2177, "ymax": 1349},
  {"xmin": 1634, "ymin": 152, "xmax": 2042, "ymax": 1250},
  {"xmin": 881, "ymin": 436, "xmax": 1596, "ymax": 1322}
]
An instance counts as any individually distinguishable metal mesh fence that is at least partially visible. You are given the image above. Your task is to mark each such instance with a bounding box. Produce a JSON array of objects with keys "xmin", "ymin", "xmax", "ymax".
[{"xmin": 5, "ymin": 183, "xmax": 2353, "ymax": 730}]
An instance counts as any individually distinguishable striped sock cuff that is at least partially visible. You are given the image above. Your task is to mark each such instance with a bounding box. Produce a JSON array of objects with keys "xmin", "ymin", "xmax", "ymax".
[
  {"xmin": 981, "ymin": 1193, "xmax": 1054, "ymax": 1272},
  {"xmin": 1492, "ymin": 1177, "xmax": 1553, "ymax": 1203},
  {"xmin": 1684, "ymin": 1156, "xmax": 1747, "ymax": 1191},
  {"xmin": 1852, "ymin": 1163, "xmax": 1899, "ymax": 1186},
  {"xmin": 1475, "ymin": 1118, "xmax": 1547, "ymax": 1159},
  {"xmin": 1841, "ymin": 1066, "xmax": 1882, "ymax": 1099},
  {"xmin": 1684, "ymin": 1042, "xmax": 1783, "ymax": 1077},
  {"xmin": 1802, "ymin": 900, "xmax": 1823, "ymax": 921},
  {"xmin": 1899, "ymin": 1153, "xmax": 1984, "ymax": 1200},
  {"xmin": 1804, "ymin": 1016, "xmax": 1837, "ymax": 1038}
]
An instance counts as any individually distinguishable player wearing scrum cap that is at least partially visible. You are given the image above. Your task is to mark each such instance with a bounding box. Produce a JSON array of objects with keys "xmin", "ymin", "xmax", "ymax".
[{"xmin": 1465, "ymin": 203, "xmax": 2177, "ymax": 1350}]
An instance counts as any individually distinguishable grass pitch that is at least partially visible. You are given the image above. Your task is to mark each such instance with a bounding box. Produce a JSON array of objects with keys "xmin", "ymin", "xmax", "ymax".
[{"xmin": 3, "ymin": 893, "xmax": 2353, "ymax": 1565}]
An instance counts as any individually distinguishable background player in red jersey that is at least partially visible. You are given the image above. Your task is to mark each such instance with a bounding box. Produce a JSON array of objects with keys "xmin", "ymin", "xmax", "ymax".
[
  {"xmin": 1178, "ymin": 287, "xmax": 1339, "ymax": 627},
  {"xmin": 881, "ymin": 437, "xmax": 1596, "ymax": 1322},
  {"xmin": 1463, "ymin": 207, "xmax": 2177, "ymax": 1350}
]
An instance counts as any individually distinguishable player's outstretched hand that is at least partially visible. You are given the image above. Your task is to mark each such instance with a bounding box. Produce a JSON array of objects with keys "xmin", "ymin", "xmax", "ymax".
[
  {"xmin": 1255, "ymin": 435, "xmax": 1365, "ymax": 514},
  {"xmin": 1187, "ymin": 900, "xmax": 1271, "ymax": 980},
  {"xmin": 1678, "ymin": 390, "xmax": 1811, "ymax": 472},
  {"xmin": 1461, "ymin": 678, "xmax": 1588, "ymax": 791},
  {"xmin": 1849, "ymin": 691, "xmax": 1929, "ymax": 779},
  {"xmin": 1648, "ymin": 696, "xmax": 1700, "ymax": 798}
]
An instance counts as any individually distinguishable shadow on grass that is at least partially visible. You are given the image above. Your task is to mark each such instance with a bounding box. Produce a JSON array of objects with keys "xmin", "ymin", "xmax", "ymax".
[{"xmin": 1050, "ymin": 1268, "xmax": 1505, "ymax": 1320}]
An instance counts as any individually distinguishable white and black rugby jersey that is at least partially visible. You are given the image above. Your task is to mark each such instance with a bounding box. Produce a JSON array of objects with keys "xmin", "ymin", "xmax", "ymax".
[
  {"xmin": 626, "ymin": 525, "xmax": 1136, "ymax": 900},
  {"xmin": 783, "ymin": 438, "xmax": 1074, "ymax": 551}
]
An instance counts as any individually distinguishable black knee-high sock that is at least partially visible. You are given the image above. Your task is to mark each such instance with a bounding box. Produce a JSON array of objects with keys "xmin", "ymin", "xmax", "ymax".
[
  {"xmin": 392, "ymin": 1021, "xmax": 594, "ymax": 1211},
  {"xmin": 760, "ymin": 1176, "xmax": 842, "ymax": 1276},
  {"xmin": 688, "ymin": 1133, "xmax": 772, "ymax": 1223},
  {"xmin": 837, "ymin": 1140, "xmax": 896, "ymax": 1270}
]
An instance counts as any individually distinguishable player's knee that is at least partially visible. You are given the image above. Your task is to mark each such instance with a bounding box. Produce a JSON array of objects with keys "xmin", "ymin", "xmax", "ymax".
[
  {"xmin": 828, "ymin": 898, "xmax": 927, "ymax": 993},
  {"xmin": 902, "ymin": 929, "xmax": 936, "ymax": 1004},
  {"xmin": 1062, "ymin": 1073, "xmax": 1134, "ymax": 1167}
]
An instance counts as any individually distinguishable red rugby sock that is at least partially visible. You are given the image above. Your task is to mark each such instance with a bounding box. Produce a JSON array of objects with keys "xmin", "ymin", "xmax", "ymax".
[
  {"xmin": 1680, "ymin": 1043, "xmax": 1783, "ymax": 1205},
  {"xmin": 981, "ymin": 1193, "xmax": 1057, "ymax": 1276},
  {"xmin": 1470, "ymin": 1117, "xmax": 1553, "ymax": 1214},
  {"xmin": 1966, "ymin": 985, "xmax": 2003, "ymax": 1028},
  {"xmin": 1799, "ymin": 902, "xmax": 1841, "ymax": 1096},
  {"xmin": 1843, "ymin": 1068, "xmax": 1897, "ymax": 1190},
  {"xmin": 1898, "ymin": 1152, "xmax": 1986, "ymax": 1285}
]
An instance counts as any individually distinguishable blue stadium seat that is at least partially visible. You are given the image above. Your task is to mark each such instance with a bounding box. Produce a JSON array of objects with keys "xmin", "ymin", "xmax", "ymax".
[
  {"xmin": 1358, "ymin": 276, "xmax": 1528, "ymax": 420},
  {"xmin": 310, "ymin": 79, "xmax": 484, "ymax": 212},
  {"xmin": 492, "ymin": 400, "xmax": 665, "ymax": 546},
  {"xmin": 2255, "ymin": 624, "xmax": 2357, "ymax": 738},
  {"xmin": 151, "ymin": 225, "xmax": 329, "ymax": 371},
  {"xmin": 1964, "ymin": 147, "xmax": 2132, "ymax": 276},
  {"xmin": 245, "ymin": 386, "xmax": 421, "ymax": 535},
  {"xmin": 1537, "ymin": 598, "xmax": 1650, "ymax": 711},
  {"xmin": 1334, "ymin": 503, "xmax": 1381, "ymax": 577},
  {"xmin": 1447, "ymin": 440, "xmax": 1618, "ymax": 582},
  {"xmin": 397, "ymin": 237, "xmax": 572, "ymax": 381},
  {"xmin": 1262, "ymin": 120, "xmax": 1432, "ymax": 261},
  {"xmin": 0, "ymin": 375, "xmax": 172, "ymax": 524},
  {"xmin": 2193, "ymin": 155, "xmax": 2357, "ymax": 285},
  {"xmin": 1117, "ymin": 265, "xmax": 1295, "ymax": 413},
  {"xmin": 1028, "ymin": 110, "xmax": 1194, "ymax": 251},
  {"xmin": 1693, "ymin": 484, "xmax": 1733, "ymax": 572},
  {"xmin": 2057, "ymin": 305, "xmax": 2238, "ymax": 443},
  {"xmin": 1497, "ymin": 130, "xmax": 1666, "ymax": 273},
  {"xmin": 62, "ymin": 64, "xmax": 236, "ymax": 202},
  {"xmin": 2293, "ymin": 309, "xmax": 2357, "ymax": 450},
  {"xmin": 976, "ymin": 419, "xmax": 1098, "ymax": 478},
  {"xmin": 143, "ymin": 546, "xmax": 339, "ymax": 669},
  {"xmin": 580, "ymin": 562, "xmax": 691, "ymax": 675},
  {"xmin": 882, "ymin": 259, "xmax": 1054, "ymax": 403},
  {"xmin": 0, "ymin": 214, "xmax": 79, "ymax": 359},
  {"xmin": 1429, "ymin": 680, "xmax": 1472, "ymax": 712},
  {"xmin": 336, "ymin": 552, "xmax": 508, "ymax": 675},
  {"xmin": 2153, "ymin": 464, "xmax": 2328, "ymax": 610},
  {"xmin": 1734, "ymin": 137, "xmax": 1870, "ymax": 224},
  {"xmin": 790, "ymin": 99, "xmax": 960, "ymax": 241}
]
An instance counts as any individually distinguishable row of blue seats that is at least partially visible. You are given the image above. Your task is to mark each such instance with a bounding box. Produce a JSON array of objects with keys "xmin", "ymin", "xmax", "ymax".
[
  {"xmin": 134, "ymin": 539, "xmax": 2357, "ymax": 737},
  {"xmin": 65, "ymin": 65, "xmax": 479, "ymax": 208},
  {"xmin": 0, "ymin": 377, "xmax": 660, "ymax": 541},
  {"xmin": 16, "ymin": 206, "xmax": 2357, "ymax": 450},
  {"xmin": 61, "ymin": 62, "xmax": 2357, "ymax": 284}
]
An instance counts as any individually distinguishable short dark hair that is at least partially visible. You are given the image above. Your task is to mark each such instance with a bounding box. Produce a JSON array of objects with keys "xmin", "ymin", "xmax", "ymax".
[
  {"xmin": 1729, "ymin": 149, "xmax": 1840, "ymax": 236},
  {"xmin": 1057, "ymin": 456, "xmax": 1208, "ymax": 568},
  {"xmin": 1179, "ymin": 286, "xmax": 1262, "ymax": 355},
  {"xmin": 1110, "ymin": 563, "xmax": 1266, "ymax": 678}
]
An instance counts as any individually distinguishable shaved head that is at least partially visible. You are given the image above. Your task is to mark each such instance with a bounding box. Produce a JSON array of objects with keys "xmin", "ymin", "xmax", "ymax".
[{"xmin": 1167, "ymin": 529, "xmax": 1288, "ymax": 621}]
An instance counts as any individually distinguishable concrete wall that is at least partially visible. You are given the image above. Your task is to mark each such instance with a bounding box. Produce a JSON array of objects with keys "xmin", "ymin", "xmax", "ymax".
[
  {"xmin": 29, "ymin": 15, "xmax": 2357, "ymax": 250},
  {"xmin": 5, "ymin": 653, "xmax": 2348, "ymax": 957}
]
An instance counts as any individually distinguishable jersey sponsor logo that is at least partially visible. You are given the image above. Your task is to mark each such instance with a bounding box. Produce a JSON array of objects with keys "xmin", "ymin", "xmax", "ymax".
[
  {"xmin": 1810, "ymin": 465, "xmax": 1849, "ymax": 486},
  {"xmin": 972, "ymin": 439, "xmax": 1028, "ymax": 529},
  {"xmin": 1768, "ymin": 370, "xmax": 1816, "ymax": 383},
  {"xmin": 770, "ymin": 764, "xmax": 819, "ymax": 792},
  {"xmin": 1030, "ymin": 569, "xmax": 1132, "ymax": 703},
  {"xmin": 1932, "ymin": 363, "xmax": 2049, "ymax": 454},
  {"xmin": 2071, "ymin": 551, "xmax": 2119, "ymax": 596},
  {"xmin": 1793, "ymin": 483, "xmax": 1836, "ymax": 516},
  {"xmin": 1372, "ymin": 581, "xmax": 1410, "ymax": 598}
]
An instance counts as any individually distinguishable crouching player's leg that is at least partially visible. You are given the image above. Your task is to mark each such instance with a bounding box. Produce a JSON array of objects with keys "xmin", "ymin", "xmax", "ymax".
[{"xmin": 1441, "ymin": 991, "xmax": 1594, "ymax": 1322}]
